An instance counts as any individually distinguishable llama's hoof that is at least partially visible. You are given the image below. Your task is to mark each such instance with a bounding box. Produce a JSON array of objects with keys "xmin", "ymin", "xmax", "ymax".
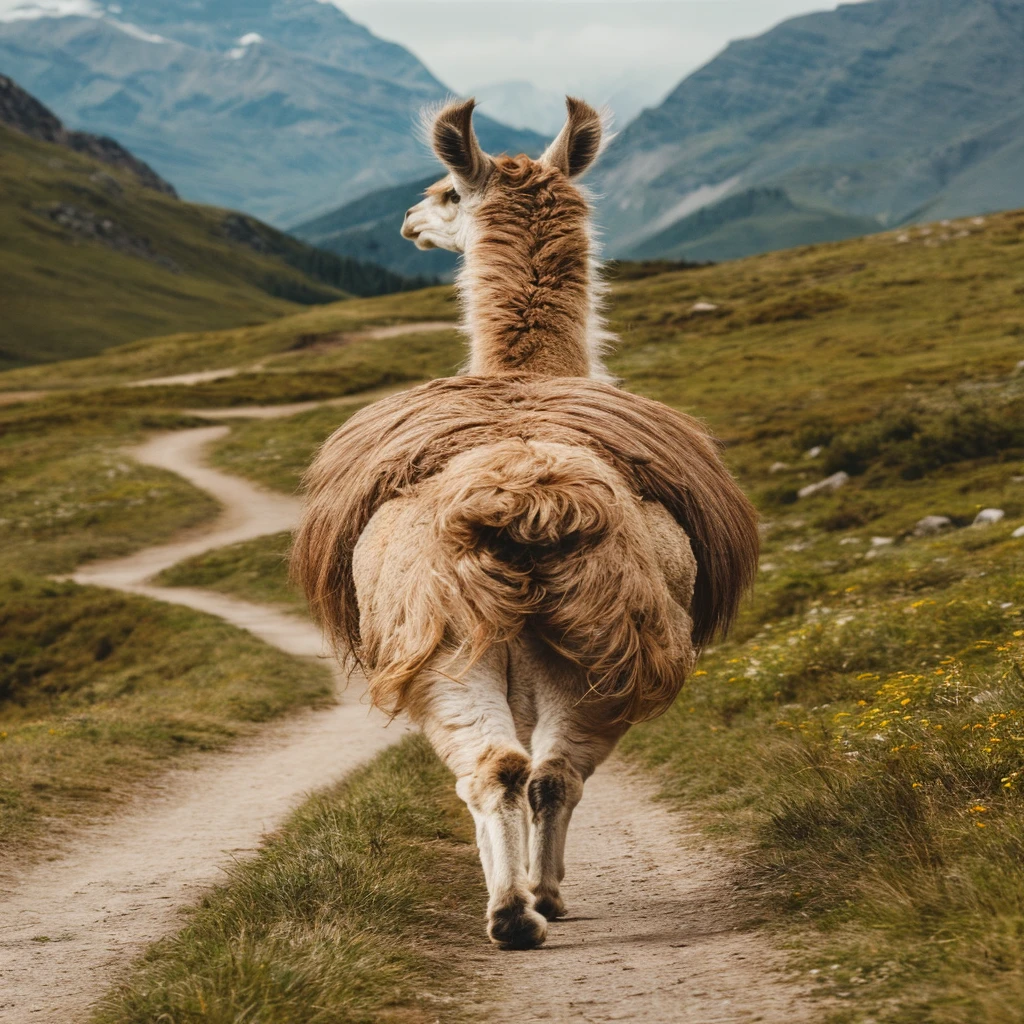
[
  {"xmin": 532, "ymin": 890, "xmax": 567, "ymax": 920},
  {"xmin": 488, "ymin": 899, "xmax": 547, "ymax": 950}
]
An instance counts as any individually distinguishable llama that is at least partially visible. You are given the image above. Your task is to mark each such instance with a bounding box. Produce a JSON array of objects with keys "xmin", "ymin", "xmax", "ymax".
[{"xmin": 292, "ymin": 97, "xmax": 759, "ymax": 950}]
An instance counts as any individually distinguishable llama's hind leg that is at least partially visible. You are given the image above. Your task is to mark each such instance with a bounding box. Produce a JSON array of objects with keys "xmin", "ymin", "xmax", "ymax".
[
  {"xmin": 410, "ymin": 647, "xmax": 547, "ymax": 950},
  {"xmin": 527, "ymin": 727, "xmax": 622, "ymax": 919},
  {"xmin": 517, "ymin": 647, "xmax": 626, "ymax": 919}
]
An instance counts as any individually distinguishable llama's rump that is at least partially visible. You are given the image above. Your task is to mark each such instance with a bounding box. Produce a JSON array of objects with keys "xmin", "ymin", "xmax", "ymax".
[{"xmin": 293, "ymin": 376, "xmax": 759, "ymax": 716}]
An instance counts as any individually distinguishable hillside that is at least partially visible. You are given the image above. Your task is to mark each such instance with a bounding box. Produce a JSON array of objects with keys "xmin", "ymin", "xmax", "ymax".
[
  {"xmin": 2, "ymin": 209, "xmax": 1023, "ymax": 1018},
  {"xmin": 291, "ymin": 175, "xmax": 459, "ymax": 280},
  {"xmin": 0, "ymin": 84, "xmax": 428, "ymax": 368},
  {"xmin": 0, "ymin": 72, "xmax": 176, "ymax": 196},
  {"xmin": 0, "ymin": 0, "xmax": 546, "ymax": 226},
  {"xmin": 624, "ymin": 186, "xmax": 882, "ymax": 262},
  {"xmin": 593, "ymin": 0, "xmax": 1024, "ymax": 256}
]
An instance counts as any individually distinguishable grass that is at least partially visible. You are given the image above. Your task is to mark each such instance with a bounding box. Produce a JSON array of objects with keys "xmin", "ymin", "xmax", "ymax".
[
  {"xmin": 0, "ymin": 574, "xmax": 331, "ymax": 859},
  {"xmin": 91, "ymin": 734, "xmax": 487, "ymax": 1024},
  {"xmin": 0, "ymin": 394, "xmax": 335, "ymax": 859},
  {"xmin": 0, "ymin": 125, "xmax": 326, "ymax": 368},
  {"xmin": 0, "ymin": 289, "xmax": 458, "ymax": 394},
  {"xmin": 157, "ymin": 532, "xmax": 304, "ymax": 613}
]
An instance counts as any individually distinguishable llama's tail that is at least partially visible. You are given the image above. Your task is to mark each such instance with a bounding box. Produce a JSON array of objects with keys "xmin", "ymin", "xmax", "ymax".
[{"xmin": 356, "ymin": 439, "xmax": 695, "ymax": 722}]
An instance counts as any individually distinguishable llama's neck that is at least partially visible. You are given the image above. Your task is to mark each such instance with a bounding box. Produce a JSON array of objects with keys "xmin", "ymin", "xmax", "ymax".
[{"xmin": 458, "ymin": 174, "xmax": 611, "ymax": 380}]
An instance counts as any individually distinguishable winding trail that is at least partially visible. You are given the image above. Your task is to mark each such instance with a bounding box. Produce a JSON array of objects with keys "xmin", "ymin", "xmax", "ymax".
[
  {"xmin": 0, "ymin": 417, "xmax": 398, "ymax": 1024},
  {"xmin": 1, "ymin": 383, "xmax": 815, "ymax": 1024}
]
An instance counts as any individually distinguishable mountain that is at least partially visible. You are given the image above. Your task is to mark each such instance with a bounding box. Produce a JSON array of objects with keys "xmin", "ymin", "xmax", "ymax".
[
  {"xmin": 0, "ymin": 75, "xmax": 430, "ymax": 368},
  {"xmin": 291, "ymin": 175, "xmax": 458, "ymax": 280},
  {"xmin": 0, "ymin": 0, "xmax": 546, "ymax": 226},
  {"xmin": 623, "ymin": 187, "xmax": 882, "ymax": 262},
  {"xmin": 0, "ymin": 71, "xmax": 176, "ymax": 195},
  {"xmin": 593, "ymin": 0, "xmax": 1024, "ymax": 257}
]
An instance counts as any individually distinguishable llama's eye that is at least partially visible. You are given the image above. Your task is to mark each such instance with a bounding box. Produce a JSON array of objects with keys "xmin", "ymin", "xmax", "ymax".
[{"xmin": 447, "ymin": 190, "xmax": 460, "ymax": 205}]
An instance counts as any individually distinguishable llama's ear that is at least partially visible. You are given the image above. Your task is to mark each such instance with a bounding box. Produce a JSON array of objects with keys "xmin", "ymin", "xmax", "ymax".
[
  {"xmin": 541, "ymin": 97, "xmax": 604, "ymax": 179},
  {"xmin": 431, "ymin": 98, "xmax": 491, "ymax": 191}
]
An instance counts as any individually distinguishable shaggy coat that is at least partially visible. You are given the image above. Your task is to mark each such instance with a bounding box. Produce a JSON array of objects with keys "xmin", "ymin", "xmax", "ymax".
[{"xmin": 292, "ymin": 375, "xmax": 759, "ymax": 723}]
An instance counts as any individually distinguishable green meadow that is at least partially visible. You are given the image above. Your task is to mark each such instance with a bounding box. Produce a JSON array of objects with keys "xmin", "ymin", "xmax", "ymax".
[{"xmin": 2, "ymin": 208, "xmax": 1023, "ymax": 1021}]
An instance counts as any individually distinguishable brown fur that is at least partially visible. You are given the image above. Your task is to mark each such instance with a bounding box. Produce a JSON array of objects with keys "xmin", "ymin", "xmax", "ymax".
[
  {"xmin": 464, "ymin": 156, "xmax": 593, "ymax": 378},
  {"xmin": 291, "ymin": 375, "xmax": 759, "ymax": 722},
  {"xmin": 472, "ymin": 747, "xmax": 532, "ymax": 807}
]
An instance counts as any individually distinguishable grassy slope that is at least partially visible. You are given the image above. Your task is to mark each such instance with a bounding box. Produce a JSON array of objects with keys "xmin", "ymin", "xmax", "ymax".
[
  {"xmin": 0, "ymin": 395, "xmax": 332, "ymax": 859},
  {"xmin": 4, "ymin": 208, "xmax": 1023, "ymax": 1021},
  {"xmin": 0, "ymin": 285, "xmax": 458, "ymax": 396},
  {"xmin": 113, "ymin": 209, "xmax": 1024, "ymax": 1022},
  {"xmin": 0, "ymin": 124, "xmax": 346, "ymax": 369}
]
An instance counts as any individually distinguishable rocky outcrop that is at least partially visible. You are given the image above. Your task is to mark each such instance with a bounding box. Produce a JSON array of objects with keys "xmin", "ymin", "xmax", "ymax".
[
  {"xmin": 40, "ymin": 202, "xmax": 179, "ymax": 270},
  {"xmin": 0, "ymin": 74, "xmax": 177, "ymax": 197}
]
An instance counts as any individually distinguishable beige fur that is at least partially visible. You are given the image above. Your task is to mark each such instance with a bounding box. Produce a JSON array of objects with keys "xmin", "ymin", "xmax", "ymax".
[{"xmin": 292, "ymin": 97, "xmax": 759, "ymax": 948}]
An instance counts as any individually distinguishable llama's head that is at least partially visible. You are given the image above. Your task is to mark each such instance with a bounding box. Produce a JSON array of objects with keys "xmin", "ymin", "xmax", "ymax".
[{"xmin": 401, "ymin": 96, "xmax": 605, "ymax": 253}]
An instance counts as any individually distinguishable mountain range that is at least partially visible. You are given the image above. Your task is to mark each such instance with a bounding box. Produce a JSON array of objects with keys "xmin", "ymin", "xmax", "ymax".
[
  {"xmin": 293, "ymin": 0, "xmax": 1024, "ymax": 274},
  {"xmin": 0, "ymin": 0, "xmax": 545, "ymax": 226},
  {"xmin": 592, "ymin": 0, "xmax": 1024, "ymax": 254},
  {"xmin": 3, "ymin": 0, "xmax": 1023, "ymax": 272}
]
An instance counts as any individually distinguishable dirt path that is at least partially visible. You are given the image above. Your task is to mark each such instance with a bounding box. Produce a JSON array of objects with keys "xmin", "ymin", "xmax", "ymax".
[
  {"xmin": 0, "ymin": 419, "xmax": 398, "ymax": 1024},
  {"xmin": 475, "ymin": 764, "xmax": 816, "ymax": 1024},
  {"xmin": 128, "ymin": 320, "xmax": 458, "ymax": 391}
]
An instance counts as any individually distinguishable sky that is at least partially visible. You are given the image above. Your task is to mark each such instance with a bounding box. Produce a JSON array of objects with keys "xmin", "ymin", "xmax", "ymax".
[{"xmin": 343, "ymin": 1, "xmax": 863, "ymax": 111}]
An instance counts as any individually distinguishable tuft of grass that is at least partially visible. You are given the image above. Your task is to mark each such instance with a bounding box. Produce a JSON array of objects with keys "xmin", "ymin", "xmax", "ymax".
[
  {"xmin": 91, "ymin": 735, "xmax": 487, "ymax": 1024},
  {"xmin": 157, "ymin": 532, "xmax": 303, "ymax": 613}
]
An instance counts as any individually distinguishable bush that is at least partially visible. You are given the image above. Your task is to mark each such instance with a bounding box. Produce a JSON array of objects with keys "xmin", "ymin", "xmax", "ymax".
[{"xmin": 822, "ymin": 398, "xmax": 1024, "ymax": 480}]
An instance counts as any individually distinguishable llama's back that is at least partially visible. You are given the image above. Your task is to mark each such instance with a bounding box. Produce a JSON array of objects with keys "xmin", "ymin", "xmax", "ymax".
[
  {"xmin": 350, "ymin": 437, "xmax": 698, "ymax": 721},
  {"xmin": 292, "ymin": 376, "xmax": 759, "ymax": 722}
]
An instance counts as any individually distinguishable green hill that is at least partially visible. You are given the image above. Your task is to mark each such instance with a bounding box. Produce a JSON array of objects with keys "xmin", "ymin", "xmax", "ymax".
[
  {"xmin": 624, "ymin": 187, "xmax": 882, "ymax": 262},
  {"xmin": 0, "ymin": 119, "xmax": 428, "ymax": 369}
]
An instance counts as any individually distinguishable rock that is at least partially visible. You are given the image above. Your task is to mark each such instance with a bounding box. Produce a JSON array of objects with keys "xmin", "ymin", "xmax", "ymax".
[
  {"xmin": 973, "ymin": 508, "xmax": 1005, "ymax": 526},
  {"xmin": 871, "ymin": 536, "xmax": 894, "ymax": 546},
  {"xmin": 804, "ymin": 446, "xmax": 823, "ymax": 459},
  {"xmin": 838, "ymin": 537, "xmax": 861, "ymax": 545},
  {"xmin": 1012, "ymin": 525, "xmax": 1024, "ymax": 539},
  {"xmin": 769, "ymin": 461, "xmax": 789, "ymax": 473},
  {"xmin": 1015, "ymin": 360, "xmax": 1024, "ymax": 376},
  {"xmin": 690, "ymin": 301, "xmax": 718, "ymax": 313},
  {"xmin": 913, "ymin": 515, "xmax": 953, "ymax": 537},
  {"xmin": 798, "ymin": 471, "xmax": 848, "ymax": 499}
]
